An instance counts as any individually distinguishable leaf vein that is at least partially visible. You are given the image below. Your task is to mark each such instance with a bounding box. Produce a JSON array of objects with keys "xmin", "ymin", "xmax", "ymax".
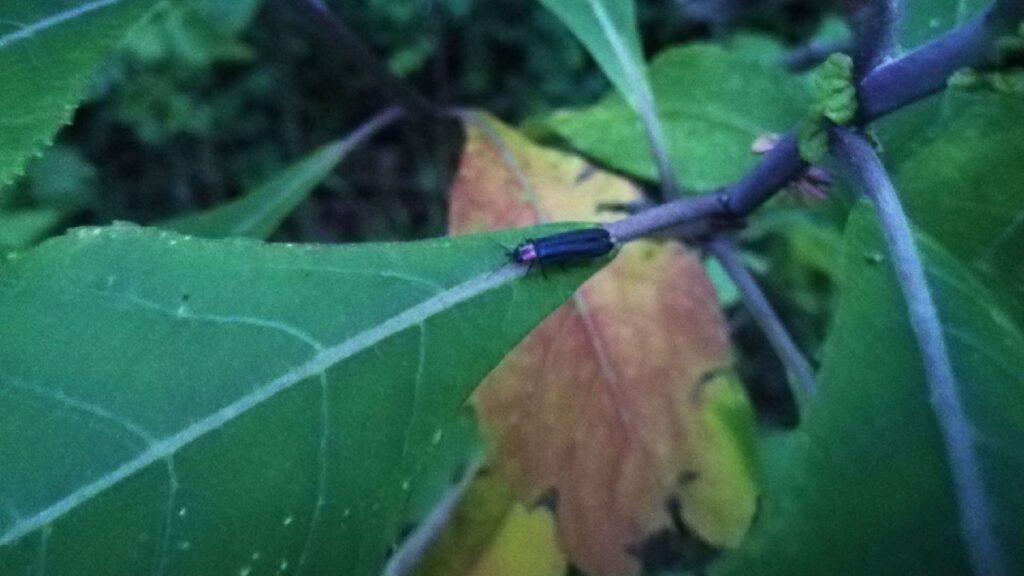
[
  {"xmin": 0, "ymin": 0, "xmax": 123, "ymax": 49},
  {"xmin": 0, "ymin": 265, "xmax": 523, "ymax": 546},
  {"xmin": 294, "ymin": 372, "xmax": 330, "ymax": 576}
]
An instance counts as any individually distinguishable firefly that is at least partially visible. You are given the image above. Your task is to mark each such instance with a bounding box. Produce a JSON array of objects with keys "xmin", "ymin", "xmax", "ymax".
[{"xmin": 510, "ymin": 227, "xmax": 615, "ymax": 269}]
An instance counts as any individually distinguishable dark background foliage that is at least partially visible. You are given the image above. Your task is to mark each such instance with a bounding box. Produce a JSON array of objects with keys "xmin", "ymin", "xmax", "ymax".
[{"xmin": 13, "ymin": 0, "xmax": 825, "ymax": 237}]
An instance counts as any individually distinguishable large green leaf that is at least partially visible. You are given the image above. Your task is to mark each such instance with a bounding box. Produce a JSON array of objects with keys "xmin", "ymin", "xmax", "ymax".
[
  {"xmin": 713, "ymin": 204, "xmax": 1024, "ymax": 575},
  {"xmin": 0, "ymin": 223, "xmax": 607, "ymax": 575},
  {"xmin": 547, "ymin": 43, "xmax": 810, "ymax": 191},
  {"xmin": 0, "ymin": 0, "xmax": 161, "ymax": 186},
  {"xmin": 891, "ymin": 92, "xmax": 1024, "ymax": 321},
  {"xmin": 160, "ymin": 139, "xmax": 352, "ymax": 239}
]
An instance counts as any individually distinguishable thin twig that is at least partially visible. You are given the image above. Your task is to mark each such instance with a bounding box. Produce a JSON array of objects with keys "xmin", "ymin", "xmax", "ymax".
[
  {"xmin": 858, "ymin": 0, "xmax": 1024, "ymax": 120},
  {"xmin": 607, "ymin": 0, "xmax": 1022, "ymax": 244},
  {"xmin": 844, "ymin": 0, "xmax": 902, "ymax": 77},
  {"xmin": 639, "ymin": 99, "xmax": 684, "ymax": 200},
  {"xmin": 707, "ymin": 237, "xmax": 817, "ymax": 409},
  {"xmin": 832, "ymin": 128, "xmax": 1004, "ymax": 576},
  {"xmin": 336, "ymin": 106, "xmax": 406, "ymax": 154},
  {"xmin": 605, "ymin": 134, "xmax": 805, "ymax": 242},
  {"xmin": 605, "ymin": 191, "xmax": 732, "ymax": 243},
  {"xmin": 281, "ymin": 0, "xmax": 436, "ymax": 118}
]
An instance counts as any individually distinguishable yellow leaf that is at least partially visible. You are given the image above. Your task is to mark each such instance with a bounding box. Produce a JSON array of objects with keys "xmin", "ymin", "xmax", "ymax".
[{"xmin": 414, "ymin": 468, "xmax": 566, "ymax": 576}]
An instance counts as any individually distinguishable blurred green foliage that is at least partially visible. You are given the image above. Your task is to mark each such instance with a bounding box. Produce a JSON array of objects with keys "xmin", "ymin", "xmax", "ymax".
[
  {"xmin": 6, "ymin": 0, "xmax": 828, "ymax": 241},
  {"xmin": 7, "ymin": 0, "xmax": 624, "ymax": 241}
]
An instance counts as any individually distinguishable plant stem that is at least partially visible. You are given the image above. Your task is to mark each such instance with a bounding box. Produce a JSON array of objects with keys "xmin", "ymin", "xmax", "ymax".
[
  {"xmin": 707, "ymin": 237, "xmax": 817, "ymax": 409},
  {"xmin": 282, "ymin": 0, "xmax": 436, "ymax": 118},
  {"xmin": 639, "ymin": 98, "xmax": 684, "ymax": 200},
  {"xmin": 845, "ymin": 0, "xmax": 901, "ymax": 77},
  {"xmin": 832, "ymin": 128, "xmax": 1005, "ymax": 576},
  {"xmin": 608, "ymin": 0, "xmax": 1022, "ymax": 243},
  {"xmin": 605, "ymin": 191, "xmax": 731, "ymax": 243},
  {"xmin": 605, "ymin": 133, "xmax": 806, "ymax": 242},
  {"xmin": 858, "ymin": 0, "xmax": 1024, "ymax": 120},
  {"xmin": 336, "ymin": 106, "xmax": 406, "ymax": 155}
]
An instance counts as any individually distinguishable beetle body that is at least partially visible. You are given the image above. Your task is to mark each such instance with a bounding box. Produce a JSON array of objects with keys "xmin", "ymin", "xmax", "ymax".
[{"xmin": 511, "ymin": 227, "xmax": 614, "ymax": 266}]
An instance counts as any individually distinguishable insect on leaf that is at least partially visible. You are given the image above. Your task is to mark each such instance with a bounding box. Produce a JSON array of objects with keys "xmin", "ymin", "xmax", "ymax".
[
  {"xmin": 449, "ymin": 114, "xmax": 759, "ymax": 575},
  {"xmin": 0, "ymin": 223, "xmax": 601, "ymax": 575}
]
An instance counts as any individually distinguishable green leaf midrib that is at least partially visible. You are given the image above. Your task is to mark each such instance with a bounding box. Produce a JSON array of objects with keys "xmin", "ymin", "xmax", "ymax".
[{"xmin": 0, "ymin": 257, "xmax": 526, "ymax": 546}]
